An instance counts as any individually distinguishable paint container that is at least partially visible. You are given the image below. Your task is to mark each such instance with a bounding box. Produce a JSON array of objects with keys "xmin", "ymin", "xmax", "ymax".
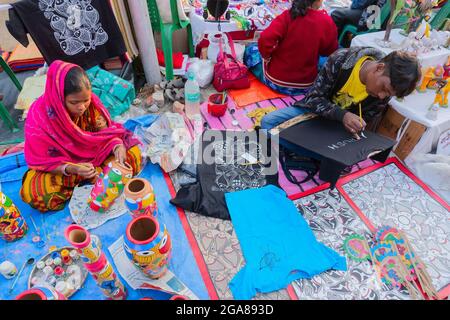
[
  {"xmin": 69, "ymin": 250, "xmax": 79, "ymax": 260},
  {"xmin": 0, "ymin": 261, "xmax": 17, "ymax": 279},
  {"xmin": 47, "ymin": 275, "xmax": 57, "ymax": 286},
  {"xmin": 36, "ymin": 261, "xmax": 45, "ymax": 270},
  {"xmin": 45, "ymin": 258, "xmax": 54, "ymax": 267},
  {"xmin": 62, "ymin": 255, "xmax": 72, "ymax": 265},
  {"xmin": 53, "ymin": 257, "xmax": 62, "ymax": 266},
  {"xmin": 54, "ymin": 266, "xmax": 64, "ymax": 277},
  {"xmin": 43, "ymin": 266, "xmax": 53, "ymax": 276},
  {"xmin": 207, "ymin": 93, "xmax": 228, "ymax": 117}
]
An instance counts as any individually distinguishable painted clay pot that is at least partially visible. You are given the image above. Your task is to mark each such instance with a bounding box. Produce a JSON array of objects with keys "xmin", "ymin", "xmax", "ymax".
[
  {"xmin": 124, "ymin": 178, "xmax": 157, "ymax": 218},
  {"xmin": 87, "ymin": 161, "xmax": 133, "ymax": 213},
  {"xmin": 15, "ymin": 286, "xmax": 66, "ymax": 300},
  {"xmin": 65, "ymin": 224, "xmax": 127, "ymax": 300},
  {"xmin": 170, "ymin": 295, "xmax": 189, "ymax": 300},
  {"xmin": 0, "ymin": 191, "xmax": 28, "ymax": 242},
  {"xmin": 124, "ymin": 215, "xmax": 172, "ymax": 279}
]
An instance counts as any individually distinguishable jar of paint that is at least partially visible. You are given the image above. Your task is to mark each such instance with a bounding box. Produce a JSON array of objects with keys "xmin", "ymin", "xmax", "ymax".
[{"xmin": 0, "ymin": 261, "xmax": 17, "ymax": 279}]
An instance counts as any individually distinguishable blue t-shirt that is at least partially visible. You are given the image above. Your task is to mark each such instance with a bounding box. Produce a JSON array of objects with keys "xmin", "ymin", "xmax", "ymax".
[{"xmin": 226, "ymin": 185, "xmax": 347, "ymax": 299}]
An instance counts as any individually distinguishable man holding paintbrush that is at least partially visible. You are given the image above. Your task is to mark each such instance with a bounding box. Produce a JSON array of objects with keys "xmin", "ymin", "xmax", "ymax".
[{"xmin": 261, "ymin": 48, "xmax": 421, "ymax": 138}]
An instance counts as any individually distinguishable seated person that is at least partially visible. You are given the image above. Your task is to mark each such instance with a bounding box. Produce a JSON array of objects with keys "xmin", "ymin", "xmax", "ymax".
[
  {"xmin": 331, "ymin": 0, "xmax": 386, "ymax": 47},
  {"xmin": 21, "ymin": 60, "xmax": 142, "ymax": 212},
  {"xmin": 244, "ymin": 0, "xmax": 338, "ymax": 95},
  {"xmin": 261, "ymin": 47, "xmax": 420, "ymax": 138}
]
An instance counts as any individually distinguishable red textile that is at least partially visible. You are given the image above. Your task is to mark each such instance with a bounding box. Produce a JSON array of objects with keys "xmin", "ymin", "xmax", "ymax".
[
  {"xmin": 258, "ymin": 9, "xmax": 338, "ymax": 89},
  {"xmin": 156, "ymin": 48, "xmax": 184, "ymax": 69}
]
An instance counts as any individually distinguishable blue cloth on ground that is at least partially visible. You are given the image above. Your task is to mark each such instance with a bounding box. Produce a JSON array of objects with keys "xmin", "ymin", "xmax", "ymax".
[
  {"xmin": 226, "ymin": 185, "xmax": 347, "ymax": 300},
  {"xmin": 0, "ymin": 163, "xmax": 209, "ymax": 300}
]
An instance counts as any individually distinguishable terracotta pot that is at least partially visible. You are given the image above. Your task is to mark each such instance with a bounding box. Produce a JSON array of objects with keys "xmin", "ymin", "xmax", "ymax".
[
  {"xmin": 124, "ymin": 178, "xmax": 158, "ymax": 218},
  {"xmin": 170, "ymin": 295, "xmax": 189, "ymax": 300},
  {"xmin": 15, "ymin": 286, "xmax": 66, "ymax": 300},
  {"xmin": 0, "ymin": 191, "xmax": 28, "ymax": 242},
  {"xmin": 124, "ymin": 216, "xmax": 172, "ymax": 279},
  {"xmin": 88, "ymin": 161, "xmax": 133, "ymax": 213},
  {"xmin": 65, "ymin": 224, "xmax": 127, "ymax": 300}
]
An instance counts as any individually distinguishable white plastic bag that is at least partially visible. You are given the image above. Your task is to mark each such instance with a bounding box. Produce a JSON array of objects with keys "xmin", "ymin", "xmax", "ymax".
[{"xmin": 187, "ymin": 58, "xmax": 214, "ymax": 88}]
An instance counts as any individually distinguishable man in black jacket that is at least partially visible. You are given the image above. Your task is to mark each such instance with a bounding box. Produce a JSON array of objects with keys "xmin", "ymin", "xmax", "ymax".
[{"xmin": 261, "ymin": 46, "xmax": 421, "ymax": 135}]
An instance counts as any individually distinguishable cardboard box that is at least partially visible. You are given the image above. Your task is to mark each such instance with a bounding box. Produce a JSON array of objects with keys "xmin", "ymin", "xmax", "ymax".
[{"xmin": 377, "ymin": 106, "xmax": 427, "ymax": 161}]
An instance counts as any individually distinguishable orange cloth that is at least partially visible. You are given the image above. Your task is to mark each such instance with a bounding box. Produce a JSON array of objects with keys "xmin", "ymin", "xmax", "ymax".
[{"xmin": 228, "ymin": 74, "xmax": 286, "ymax": 108}]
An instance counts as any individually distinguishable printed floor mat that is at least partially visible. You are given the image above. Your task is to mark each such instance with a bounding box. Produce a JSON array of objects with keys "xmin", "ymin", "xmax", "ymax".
[
  {"xmin": 336, "ymin": 158, "xmax": 450, "ymax": 296},
  {"xmin": 291, "ymin": 186, "xmax": 410, "ymax": 300}
]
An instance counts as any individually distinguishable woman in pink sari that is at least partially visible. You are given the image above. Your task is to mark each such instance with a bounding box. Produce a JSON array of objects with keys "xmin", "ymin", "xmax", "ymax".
[{"xmin": 21, "ymin": 60, "xmax": 142, "ymax": 212}]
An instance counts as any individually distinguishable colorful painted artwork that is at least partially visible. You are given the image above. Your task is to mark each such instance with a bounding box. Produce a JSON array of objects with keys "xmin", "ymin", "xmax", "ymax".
[
  {"xmin": 292, "ymin": 188, "xmax": 410, "ymax": 300},
  {"xmin": 340, "ymin": 163, "xmax": 450, "ymax": 292}
]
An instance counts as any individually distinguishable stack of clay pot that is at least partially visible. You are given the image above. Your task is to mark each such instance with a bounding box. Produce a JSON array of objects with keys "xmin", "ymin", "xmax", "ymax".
[{"xmin": 65, "ymin": 225, "xmax": 127, "ymax": 300}]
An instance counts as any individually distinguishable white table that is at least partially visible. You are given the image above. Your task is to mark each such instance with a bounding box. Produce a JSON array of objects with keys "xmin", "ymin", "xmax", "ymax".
[
  {"xmin": 352, "ymin": 29, "xmax": 450, "ymax": 161},
  {"xmin": 352, "ymin": 29, "xmax": 450, "ymax": 68},
  {"xmin": 390, "ymin": 92, "xmax": 450, "ymax": 156}
]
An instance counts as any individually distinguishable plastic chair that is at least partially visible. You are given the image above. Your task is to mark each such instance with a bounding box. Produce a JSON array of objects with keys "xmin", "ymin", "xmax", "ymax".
[
  {"xmin": 338, "ymin": 1, "xmax": 392, "ymax": 46},
  {"xmin": 0, "ymin": 56, "xmax": 22, "ymax": 133},
  {"xmin": 430, "ymin": 1, "xmax": 450, "ymax": 30},
  {"xmin": 147, "ymin": 0, "xmax": 195, "ymax": 81}
]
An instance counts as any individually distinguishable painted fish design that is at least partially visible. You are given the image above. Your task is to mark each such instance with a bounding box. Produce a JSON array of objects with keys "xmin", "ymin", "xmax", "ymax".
[{"xmin": 60, "ymin": 37, "xmax": 85, "ymax": 55}]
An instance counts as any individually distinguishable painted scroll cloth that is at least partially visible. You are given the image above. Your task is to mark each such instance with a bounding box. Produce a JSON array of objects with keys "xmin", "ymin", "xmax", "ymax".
[
  {"xmin": 292, "ymin": 188, "xmax": 410, "ymax": 300},
  {"xmin": 69, "ymin": 184, "xmax": 127, "ymax": 230},
  {"xmin": 169, "ymin": 171, "xmax": 291, "ymax": 300},
  {"xmin": 340, "ymin": 163, "xmax": 450, "ymax": 292}
]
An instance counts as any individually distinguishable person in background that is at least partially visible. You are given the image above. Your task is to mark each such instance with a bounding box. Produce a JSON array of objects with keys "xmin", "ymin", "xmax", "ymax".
[
  {"xmin": 21, "ymin": 60, "xmax": 142, "ymax": 212},
  {"xmin": 331, "ymin": 0, "xmax": 386, "ymax": 47},
  {"xmin": 244, "ymin": 0, "xmax": 338, "ymax": 95},
  {"xmin": 261, "ymin": 47, "xmax": 421, "ymax": 137}
]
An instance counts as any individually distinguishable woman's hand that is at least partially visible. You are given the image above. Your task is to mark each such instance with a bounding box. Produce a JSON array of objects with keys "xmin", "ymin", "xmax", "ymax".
[
  {"xmin": 66, "ymin": 163, "xmax": 97, "ymax": 179},
  {"xmin": 113, "ymin": 144, "xmax": 127, "ymax": 165}
]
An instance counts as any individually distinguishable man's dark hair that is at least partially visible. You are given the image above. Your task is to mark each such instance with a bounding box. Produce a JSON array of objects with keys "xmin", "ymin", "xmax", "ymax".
[
  {"xmin": 380, "ymin": 51, "xmax": 421, "ymax": 98},
  {"xmin": 64, "ymin": 66, "xmax": 91, "ymax": 97},
  {"xmin": 290, "ymin": 0, "xmax": 316, "ymax": 19}
]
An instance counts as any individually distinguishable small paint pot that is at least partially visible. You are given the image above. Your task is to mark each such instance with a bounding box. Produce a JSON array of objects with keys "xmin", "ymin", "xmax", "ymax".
[
  {"xmin": 60, "ymin": 249, "xmax": 70, "ymax": 258},
  {"xmin": 62, "ymin": 255, "xmax": 72, "ymax": 265},
  {"xmin": 54, "ymin": 266, "xmax": 64, "ymax": 277},
  {"xmin": 45, "ymin": 258, "xmax": 53, "ymax": 267},
  {"xmin": 53, "ymin": 257, "xmax": 62, "ymax": 266},
  {"xmin": 49, "ymin": 246, "xmax": 58, "ymax": 252},
  {"xmin": 51, "ymin": 252, "xmax": 61, "ymax": 260},
  {"xmin": 69, "ymin": 250, "xmax": 79, "ymax": 260},
  {"xmin": 36, "ymin": 261, "xmax": 45, "ymax": 270},
  {"xmin": 43, "ymin": 266, "xmax": 53, "ymax": 276},
  {"xmin": 0, "ymin": 261, "xmax": 17, "ymax": 279},
  {"xmin": 207, "ymin": 93, "xmax": 228, "ymax": 117}
]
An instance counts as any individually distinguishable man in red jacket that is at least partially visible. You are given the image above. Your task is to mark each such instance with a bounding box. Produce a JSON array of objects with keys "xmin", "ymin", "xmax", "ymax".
[{"xmin": 244, "ymin": 0, "xmax": 338, "ymax": 95}]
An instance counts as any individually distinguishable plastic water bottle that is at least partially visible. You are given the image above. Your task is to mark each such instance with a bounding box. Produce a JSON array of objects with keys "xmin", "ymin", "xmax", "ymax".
[
  {"xmin": 184, "ymin": 70, "xmax": 200, "ymax": 119},
  {"xmin": 426, "ymin": 104, "xmax": 439, "ymax": 121}
]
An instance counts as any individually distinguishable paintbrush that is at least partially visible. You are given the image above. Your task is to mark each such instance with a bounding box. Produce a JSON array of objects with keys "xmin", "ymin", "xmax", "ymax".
[{"xmin": 221, "ymin": 91, "xmax": 227, "ymax": 104}]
